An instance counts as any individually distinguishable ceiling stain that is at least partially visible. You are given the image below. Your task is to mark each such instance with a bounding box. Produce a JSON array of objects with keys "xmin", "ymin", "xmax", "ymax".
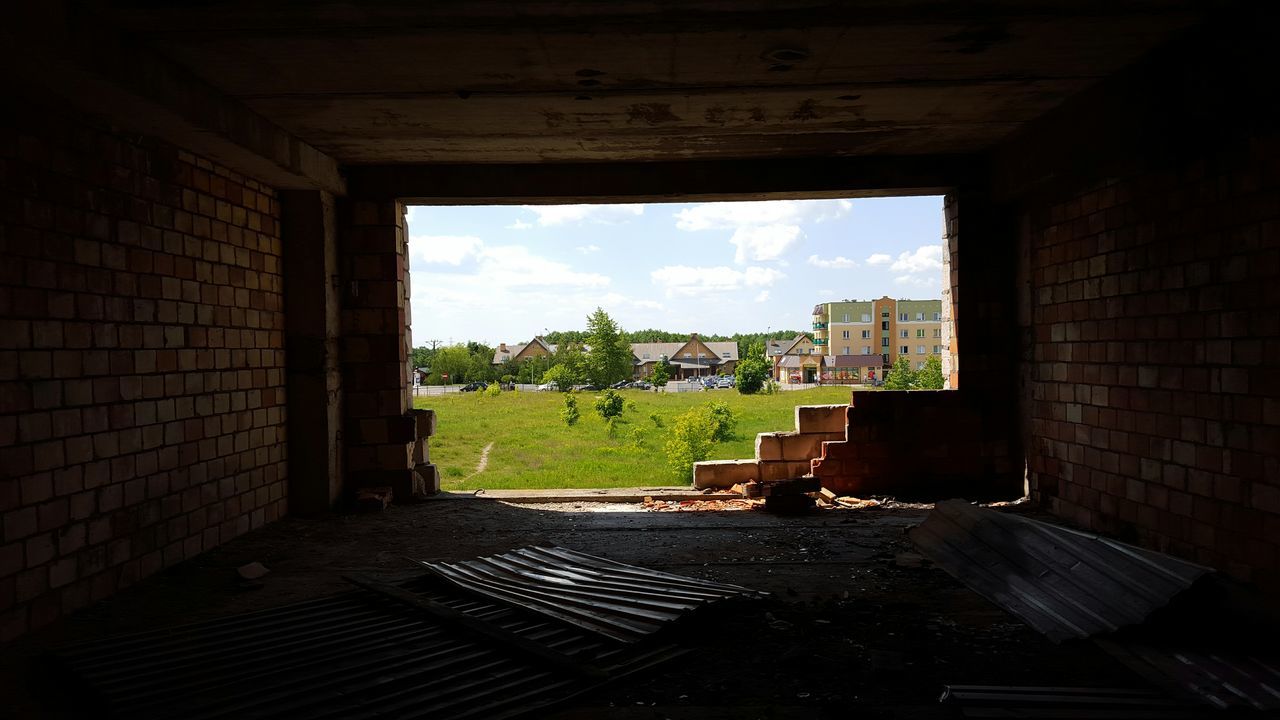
[
  {"xmin": 791, "ymin": 99, "xmax": 820, "ymax": 122},
  {"xmin": 626, "ymin": 103, "xmax": 681, "ymax": 125}
]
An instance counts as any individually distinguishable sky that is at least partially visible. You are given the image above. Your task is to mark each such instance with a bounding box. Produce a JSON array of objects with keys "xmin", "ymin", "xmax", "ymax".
[{"xmin": 406, "ymin": 196, "xmax": 945, "ymax": 346}]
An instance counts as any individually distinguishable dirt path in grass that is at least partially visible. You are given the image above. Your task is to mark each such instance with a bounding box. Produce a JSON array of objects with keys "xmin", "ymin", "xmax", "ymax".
[{"xmin": 468, "ymin": 442, "xmax": 494, "ymax": 478}]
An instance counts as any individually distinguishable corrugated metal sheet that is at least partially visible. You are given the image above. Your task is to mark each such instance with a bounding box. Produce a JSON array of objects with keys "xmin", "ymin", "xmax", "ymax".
[
  {"xmin": 939, "ymin": 685, "xmax": 1207, "ymax": 719},
  {"xmin": 49, "ymin": 575, "xmax": 686, "ymax": 720},
  {"xmin": 1097, "ymin": 640, "xmax": 1280, "ymax": 711},
  {"xmin": 418, "ymin": 546, "xmax": 766, "ymax": 643},
  {"xmin": 909, "ymin": 500, "xmax": 1212, "ymax": 643}
]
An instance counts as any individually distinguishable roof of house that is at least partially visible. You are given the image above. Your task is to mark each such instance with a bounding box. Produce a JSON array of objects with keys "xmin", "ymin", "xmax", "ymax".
[
  {"xmin": 492, "ymin": 336, "xmax": 557, "ymax": 364},
  {"xmin": 630, "ymin": 340, "xmax": 738, "ymax": 364},
  {"xmin": 778, "ymin": 334, "xmax": 811, "ymax": 355},
  {"xmin": 777, "ymin": 354, "xmax": 823, "ymax": 368}
]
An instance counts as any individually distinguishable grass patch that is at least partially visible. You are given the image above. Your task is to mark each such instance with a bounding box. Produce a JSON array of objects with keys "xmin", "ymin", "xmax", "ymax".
[{"xmin": 414, "ymin": 387, "xmax": 854, "ymax": 490}]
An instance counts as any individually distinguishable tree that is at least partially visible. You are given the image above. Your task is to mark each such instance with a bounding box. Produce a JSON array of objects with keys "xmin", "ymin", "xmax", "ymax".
[
  {"xmin": 595, "ymin": 389, "xmax": 624, "ymax": 420},
  {"xmin": 650, "ymin": 355, "xmax": 671, "ymax": 387},
  {"xmin": 917, "ymin": 355, "xmax": 945, "ymax": 389},
  {"xmin": 734, "ymin": 341, "xmax": 771, "ymax": 394},
  {"xmin": 584, "ymin": 307, "xmax": 632, "ymax": 386},
  {"xmin": 411, "ymin": 346, "xmax": 435, "ymax": 371},
  {"xmin": 883, "ymin": 355, "xmax": 918, "ymax": 390},
  {"xmin": 542, "ymin": 363, "xmax": 580, "ymax": 391},
  {"xmin": 428, "ymin": 345, "xmax": 472, "ymax": 384}
]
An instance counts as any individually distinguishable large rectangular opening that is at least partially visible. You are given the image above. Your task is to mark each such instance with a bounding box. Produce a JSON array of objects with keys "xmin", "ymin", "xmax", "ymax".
[{"xmin": 403, "ymin": 195, "xmax": 952, "ymax": 492}]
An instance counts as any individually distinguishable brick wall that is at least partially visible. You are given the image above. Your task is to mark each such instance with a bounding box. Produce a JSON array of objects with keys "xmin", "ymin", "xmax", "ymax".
[
  {"xmin": 1018, "ymin": 136, "xmax": 1280, "ymax": 591},
  {"xmin": 995, "ymin": 20, "xmax": 1280, "ymax": 594},
  {"xmin": 0, "ymin": 98, "xmax": 287, "ymax": 640}
]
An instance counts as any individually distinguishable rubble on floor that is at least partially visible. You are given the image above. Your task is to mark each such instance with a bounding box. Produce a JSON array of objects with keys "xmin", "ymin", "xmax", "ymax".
[{"xmin": 46, "ymin": 547, "xmax": 763, "ymax": 719}]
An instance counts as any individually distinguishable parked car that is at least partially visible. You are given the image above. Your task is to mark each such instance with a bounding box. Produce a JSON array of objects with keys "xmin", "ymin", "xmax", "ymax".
[
  {"xmin": 459, "ymin": 381, "xmax": 486, "ymax": 392},
  {"xmin": 610, "ymin": 380, "xmax": 630, "ymax": 389},
  {"xmin": 716, "ymin": 376, "xmax": 734, "ymax": 388},
  {"xmin": 581, "ymin": 383, "xmax": 605, "ymax": 391},
  {"xmin": 536, "ymin": 382, "xmax": 559, "ymax": 391}
]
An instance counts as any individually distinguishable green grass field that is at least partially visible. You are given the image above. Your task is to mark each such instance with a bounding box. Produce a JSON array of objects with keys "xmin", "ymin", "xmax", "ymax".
[{"xmin": 413, "ymin": 387, "xmax": 854, "ymax": 490}]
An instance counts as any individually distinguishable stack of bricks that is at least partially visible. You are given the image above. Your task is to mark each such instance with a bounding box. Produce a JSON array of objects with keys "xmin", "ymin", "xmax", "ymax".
[
  {"xmin": 810, "ymin": 390, "xmax": 1020, "ymax": 498},
  {"xmin": 0, "ymin": 100, "xmax": 287, "ymax": 640},
  {"xmin": 693, "ymin": 404, "xmax": 848, "ymax": 489},
  {"xmin": 1017, "ymin": 136, "xmax": 1280, "ymax": 593},
  {"xmin": 339, "ymin": 199, "xmax": 421, "ymax": 499}
]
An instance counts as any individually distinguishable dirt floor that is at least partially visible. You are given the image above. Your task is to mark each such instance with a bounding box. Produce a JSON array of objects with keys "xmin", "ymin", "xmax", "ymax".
[{"xmin": 2, "ymin": 496, "xmax": 1151, "ymax": 719}]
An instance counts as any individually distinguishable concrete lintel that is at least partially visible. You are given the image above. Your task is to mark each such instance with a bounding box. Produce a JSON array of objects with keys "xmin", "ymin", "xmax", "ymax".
[
  {"xmin": 346, "ymin": 156, "xmax": 971, "ymax": 204},
  {"xmin": 1, "ymin": 3, "xmax": 345, "ymax": 195}
]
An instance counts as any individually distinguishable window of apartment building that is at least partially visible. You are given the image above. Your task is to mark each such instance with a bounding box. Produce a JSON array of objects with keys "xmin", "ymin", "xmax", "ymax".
[
  {"xmin": 881, "ymin": 338, "xmax": 889, "ymax": 347},
  {"xmin": 862, "ymin": 346, "xmax": 872, "ymax": 355},
  {"xmin": 881, "ymin": 311, "xmax": 889, "ymax": 318},
  {"xmin": 916, "ymin": 329, "xmax": 925, "ymax": 338},
  {"xmin": 842, "ymin": 346, "xmax": 850, "ymax": 354},
  {"xmin": 933, "ymin": 345, "xmax": 941, "ymax": 354},
  {"xmin": 861, "ymin": 330, "xmax": 870, "ymax": 339},
  {"xmin": 899, "ymin": 329, "xmax": 908, "ymax": 338},
  {"xmin": 918, "ymin": 361, "xmax": 927, "ymax": 370},
  {"xmin": 860, "ymin": 313, "xmax": 871, "ymax": 322},
  {"xmin": 916, "ymin": 312, "xmax": 925, "ymax": 321},
  {"xmin": 899, "ymin": 312, "xmax": 908, "ymax": 321},
  {"xmin": 933, "ymin": 312, "xmax": 941, "ymax": 321},
  {"xmin": 842, "ymin": 313, "xmax": 849, "ymax": 322},
  {"xmin": 841, "ymin": 330, "xmax": 850, "ymax": 339},
  {"xmin": 900, "ymin": 345, "xmax": 909, "ymax": 354},
  {"xmin": 934, "ymin": 329, "xmax": 941, "ymax": 337},
  {"xmin": 881, "ymin": 321, "xmax": 889, "ymax": 330},
  {"xmin": 916, "ymin": 345, "xmax": 925, "ymax": 354}
]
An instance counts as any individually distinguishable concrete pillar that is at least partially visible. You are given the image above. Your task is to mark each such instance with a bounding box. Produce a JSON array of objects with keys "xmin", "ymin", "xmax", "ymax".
[
  {"xmin": 338, "ymin": 199, "xmax": 420, "ymax": 499},
  {"xmin": 281, "ymin": 190, "xmax": 343, "ymax": 514}
]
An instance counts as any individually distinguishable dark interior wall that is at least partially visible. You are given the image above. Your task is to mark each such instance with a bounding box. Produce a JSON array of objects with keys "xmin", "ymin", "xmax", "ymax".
[
  {"xmin": 0, "ymin": 94, "xmax": 288, "ymax": 640},
  {"xmin": 995, "ymin": 22, "xmax": 1280, "ymax": 591}
]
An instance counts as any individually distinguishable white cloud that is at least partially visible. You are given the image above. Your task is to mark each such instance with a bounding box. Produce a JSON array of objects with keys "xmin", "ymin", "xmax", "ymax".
[
  {"xmin": 673, "ymin": 199, "xmax": 851, "ymax": 231},
  {"xmin": 673, "ymin": 199, "xmax": 852, "ymax": 265},
  {"xmin": 754, "ymin": 290, "xmax": 771, "ymax": 303},
  {"xmin": 890, "ymin": 245, "xmax": 944, "ymax": 274},
  {"xmin": 521, "ymin": 204, "xmax": 644, "ymax": 226},
  {"xmin": 730, "ymin": 225, "xmax": 801, "ymax": 263},
  {"xmin": 576, "ymin": 244, "xmax": 601, "ymax": 254},
  {"xmin": 866, "ymin": 253, "xmax": 892, "ymax": 266},
  {"xmin": 506, "ymin": 219, "xmax": 533, "ymax": 230},
  {"xmin": 807, "ymin": 254, "xmax": 858, "ymax": 269},
  {"xmin": 650, "ymin": 265, "xmax": 784, "ymax": 297},
  {"xmin": 895, "ymin": 274, "xmax": 934, "ymax": 288},
  {"xmin": 410, "ymin": 235, "xmax": 484, "ymax": 266}
]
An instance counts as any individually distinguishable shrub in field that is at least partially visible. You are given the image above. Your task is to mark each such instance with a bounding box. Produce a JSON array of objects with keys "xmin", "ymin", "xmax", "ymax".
[
  {"xmin": 605, "ymin": 416, "xmax": 620, "ymax": 437},
  {"xmin": 734, "ymin": 341, "xmax": 771, "ymax": 394},
  {"xmin": 705, "ymin": 401, "xmax": 737, "ymax": 441},
  {"xmin": 883, "ymin": 356, "xmax": 918, "ymax": 390},
  {"xmin": 626, "ymin": 400, "xmax": 638, "ymax": 412},
  {"xmin": 649, "ymin": 412, "xmax": 663, "ymax": 428},
  {"xmin": 629, "ymin": 427, "xmax": 646, "ymax": 449},
  {"xmin": 595, "ymin": 389, "xmax": 624, "ymax": 420},
  {"xmin": 916, "ymin": 355, "xmax": 945, "ymax": 389},
  {"xmin": 665, "ymin": 407, "xmax": 715, "ymax": 480},
  {"xmin": 663, "ymin": 401, "xmax": 738, "ymax": 479},
  {"xmin": 561, "ymin": 395, "xmax": 580, "ymax": 426},
  {"xmin": 483, "ymin": 383, "xmax": 502, "ymax": 397}
]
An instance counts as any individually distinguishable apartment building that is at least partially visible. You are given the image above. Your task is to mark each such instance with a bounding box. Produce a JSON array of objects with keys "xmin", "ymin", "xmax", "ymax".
[{"xmin": 812, "ymin": 296, "xmax": 945, "ymax": 376}]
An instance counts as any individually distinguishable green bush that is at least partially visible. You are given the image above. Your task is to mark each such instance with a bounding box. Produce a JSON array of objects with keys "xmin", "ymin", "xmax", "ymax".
[
  {"xmin": 664, "ymin": 407, "xmax": 715, "ymax": 480},
  {"xmin": 629, "ymin": 426, "xmax": 646, "ymax": 449},
  {"xmin": 483, "ymin": 382, "xmax": 502, "ymax": 397},
  {"xmin": 649, "ymin": 412, "xmax": 663, "ymax": 428},
  {"xmin": 883, "ymin": 356, "xmax": 918, "ymax": 390},
  {"xmin": 626, "ymin": 400, "xmax": 638, "ymax": 412},
  {"xmin": 917, "ymin": 355, "xmax": 945, "ymax": 389},
  {"xmin": 605, "ymin": 416, "xmax": 620, "ymax": 437},
  {"xmin": 705, "ymin": 401, "xmax": 737, "ymax": 441},
  {"xmin": 561, "ymin": 395, "xmax": 580, "ymax": 426},
  {"xmin": 663, "ymin": 401, "xmax": 738, "ymax": 479},
  {"xmin": 595, "ymin": 389, "xmax": 624, "ymax": 420}
]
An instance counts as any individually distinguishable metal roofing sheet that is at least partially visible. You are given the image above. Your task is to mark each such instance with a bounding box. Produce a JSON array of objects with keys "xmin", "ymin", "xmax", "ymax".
[
  {"xmin": 939, "ymin": 685, "xmax": 1205, "ymax": 719},
  {"xmin": 1097, "ymin": 639, "xmax": 1280, "ymax": 711},
  {"xmin": 49, "ymin": 575, "xmax": 686, "ymax": 720},
  {"xmin": 418, "ymin": 546, "xmax": 765, "ymax": 643},
  {"xmin": 909, "ymin": 500, "xmax": 1212, "ymax": 643}
]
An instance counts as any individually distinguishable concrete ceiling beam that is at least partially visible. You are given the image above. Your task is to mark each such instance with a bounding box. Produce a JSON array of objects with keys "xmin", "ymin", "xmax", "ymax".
[
  {"xmin": 0, "ymin": 3, "xmax": 346, "ymax": 195},
  {"xmin": 346, "ymin": 156, "xmax": 972, "ymax": 204}
]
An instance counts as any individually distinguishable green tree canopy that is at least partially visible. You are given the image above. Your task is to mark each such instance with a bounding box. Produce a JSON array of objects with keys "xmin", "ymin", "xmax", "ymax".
[
  {"xmin": 734, "ymin": 341, "xmax": 772, "ymax": 394},
  {"xmin": 584, "ymin": 307, "xmax": 632, "ymax": 386},
  {"xmin": 650, "ymin": 355, "xmax": 671, "ymax": 386},
  {"xmin": 883, "ymin": 355, "xmax": 919, "ymax": 390},
  {"xmin": 917, "ymin": 355, "xmax": 945, "ymax": 389}
]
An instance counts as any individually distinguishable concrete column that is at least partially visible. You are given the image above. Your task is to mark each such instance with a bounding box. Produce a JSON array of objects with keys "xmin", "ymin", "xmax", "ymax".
[
  {"xmin": 281, "ymin": 190, "xmax": 343, "ymax": 514},
  {"xmin": 338, "ymin": 199, "xmax": 421, "ymax": 499}
]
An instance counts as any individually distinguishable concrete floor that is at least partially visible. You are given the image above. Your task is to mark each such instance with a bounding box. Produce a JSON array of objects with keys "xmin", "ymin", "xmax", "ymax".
[{"xmin": 4, "ymin": 495, "xmax": 1145, "ymax": 718}]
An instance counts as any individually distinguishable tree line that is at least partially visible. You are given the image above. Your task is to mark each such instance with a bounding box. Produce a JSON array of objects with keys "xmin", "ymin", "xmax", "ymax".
[{"xmin": 411, "ymin": 311, "xmax": 802, "ymax": 387}]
